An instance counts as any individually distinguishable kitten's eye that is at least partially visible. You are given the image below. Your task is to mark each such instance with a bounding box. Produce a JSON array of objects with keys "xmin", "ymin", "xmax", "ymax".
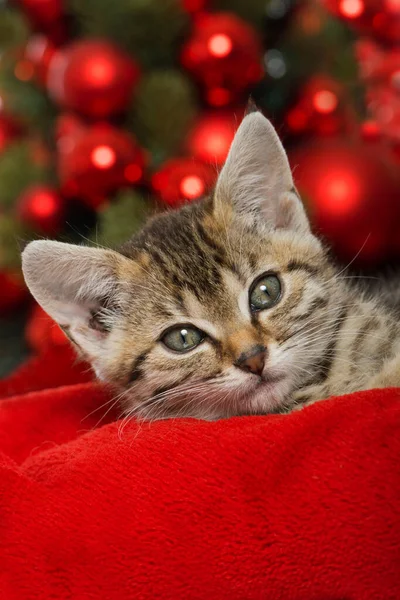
[
  {"xmin": 249, "ymin": 273, "xmax": 282, "ymax": 312},
  {"xmin": 161, "ymin": 326, "xmax": 205, "ymax": 353}
]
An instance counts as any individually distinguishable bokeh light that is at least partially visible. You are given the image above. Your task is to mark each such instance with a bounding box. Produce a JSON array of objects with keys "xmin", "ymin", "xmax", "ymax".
[
  {"xmin": 180, "ymin": 175, "xmax": 205, "ymax": 199},
  {"xmin": 207, "ymin": 34, "xmax": 233, "ymax": 58},
  {"xmin": 339, "ymin": 0, "xmax": 364, "ymax": 18},
  {"xmin": 91, "ymin": 145, "xmax": 116, "ymax": 169}
]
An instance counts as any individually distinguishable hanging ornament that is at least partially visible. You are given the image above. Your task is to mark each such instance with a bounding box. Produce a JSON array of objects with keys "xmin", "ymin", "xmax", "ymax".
[
  {"xmin": 356, "ymin": 40, "xmax": 400, "ymax": 84},
  {"xmin": 366, "ymin": 86, "xmax": 400, "ymax": 145},
  {"xmin": 0, "ymin": 114, "xmax": 23, "ymax": 154},
  {"xmin": 290, "ymin": 138, "xmax": 400, "ymax": 266},
  {"xmin": 17, "ymin": 185, "xmax": 66, "ymax": 235},
  {"xmin": 186, "ymin": 110, "xmax": 242, "ymax": 165},
  {"xmin": 23, "ymin": 34, "xmax": 56, "ymax": 87},
  {"xmin": 47, "ymin": 40, "xmax": 141, "ymax": 119},
  {"xmin": 151, "ymin": 158, "xmax": 216, "ymax": 206},
  {"xmin": 15, "ymin": 0, "xmax": 63, "ymax": 29},
  {"xmin": 181, "ymin": 13, "xmax": 263, "ymax": 107},
  {"xmin": 26, "ymin": 304, "xmax": 68, "ymax": 353},
  {"xmin": 285, "ymin": 75, "xmax": 348, "ymax": 136},
  {"xmin": 322, "ymin": 0, "xmax": 400, "ymax": 44},
  {"xmin": 182, "ymin": 0, "xmax": 209, "ymax": 13},
  {"xmin": 57, "ymin": 120, "xmax": 146, "ymax": 207},
  {"xmin": 360, "ymin": 119, "xmax": 382, "ymax": 141},
  {"xmin": 0, "ymin": 271, "xmax": 29, "ymax": 315},
  {"xmin": 356, "ymin": 41, "xmax": 400, "ymax": 146}
]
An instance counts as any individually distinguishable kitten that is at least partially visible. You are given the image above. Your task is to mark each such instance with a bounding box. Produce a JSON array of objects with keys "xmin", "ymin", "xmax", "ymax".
[{"xmin": 22, "ymin": 112, "xmax": 400, "ymax": 421}]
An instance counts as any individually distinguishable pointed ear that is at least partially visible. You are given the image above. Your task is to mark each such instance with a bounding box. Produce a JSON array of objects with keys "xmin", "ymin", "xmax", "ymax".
[
  {"xmin": 214, "ymin": 112, "xmax": 310, "ymax": 233},
  {"xmin": 22, "ymin": 240, "xmax": 128, "ymax": 362}
]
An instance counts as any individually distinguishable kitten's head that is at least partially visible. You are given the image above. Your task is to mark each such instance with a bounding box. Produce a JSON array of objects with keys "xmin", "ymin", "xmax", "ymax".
[{"xmin": 22, "ymin": 112, "xmax": 341, "ymax": 420}]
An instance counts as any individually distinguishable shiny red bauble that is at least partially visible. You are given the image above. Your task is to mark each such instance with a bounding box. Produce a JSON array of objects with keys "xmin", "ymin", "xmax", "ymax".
[
  {"xmin": 57, "ymin": 120, "xmax": 146, "ymax": 207},
  {"xmin": 323, "ymin": 0, "xmax": 400, "ymax": 44},
  {"xmin": 16, "ymin": 0, "xmax": 62, "ymax": 28},
  {"xmin": 290, "ymin": 138, "xmax": 400, "ymax": 266},
  {"xmin": 187, "ymin": 110, "xmax": 242, "ymax": 165},
  {"xmin": 26, "ymin": 304, "xmax": 68, "ymax": 352},
  {"xmin": 152, "ymin": 158, "xmax": 216, "ymax": 206},
  {"xmin": 286, "ymin": 76, "xmax": 349, "ymax": 137},
  {"xmin": 0, "ymin": 115, "xmax": 23, "ymax": 154},
  {"xmin": 182, "ymin": 0, "xmax": 209, "ymax": 13},
  {"xmin": 48, "ymin": 40, "xmax": 140, "ymax": 118},
  {"xmin": 181, "ymin": 13, "xmax": 263, "ymax": 107},
  {"xmin": 356, "ymin": 41, "xmax": 400, "ymax": 145},
  {"xmin": 17, "ymin": 185, "xmax": 66, "ymax": 235}
]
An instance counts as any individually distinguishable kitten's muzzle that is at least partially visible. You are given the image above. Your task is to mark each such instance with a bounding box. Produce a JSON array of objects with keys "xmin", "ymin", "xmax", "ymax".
[{"xmin": 235, "ymin": 345, "xmax": 267, "ymax": 377}]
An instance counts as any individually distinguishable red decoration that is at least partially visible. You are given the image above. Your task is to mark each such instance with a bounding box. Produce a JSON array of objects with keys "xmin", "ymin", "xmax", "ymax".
[
  {"xmin": 360, "ymin": 119, "xmax": 382, "ymax": 141},
  {"xmin": 356, "ymin": 40, "xmax": 400, "ymax": 83},
  {"xmin": 47, "ymin": 41, "xmax": 140, "ymax": 119},
  {"xmin": 151, "ymin": 158, "xmax": 216, "ymax": 206},
  {"xmin": 17, "ymin": 185, "xmax": 66, "ymax": 235},
  {"xmin": 26, "ymin": 304, "xmax": 68, "ymax": 353},
  {"xmin": 182, "ymin": 0, "xmax": 209, "ymax": 13},
  {"xmin": 0, "ymin": 114, "xmax": 23, "ymax": 154},
  {"xmin": 0, "ymin": 271, "xmax": 29, "ymax": 315},
  {"xmin": 290, "ymin": 138, "xmax": 400, "ymax": 265},
  {"xmin": 57, "ymin": 120, "xmax": 146, "ymax": 207},
  {"xmin": 187, "ymin": 110, "xmax": 241, "ymax": 165},
  {"xmin": 356, "ymin": 41, "xmax": 400, "ymax": 146},
  {"xmin": 24, "ymin": 35, "xmax": 56, "ymax": 86},
  {"xmin": 181, "ymin": 13, "xmax": 263, "ymax": 107},
  {"xmin": 286, "ymin": 76, "xmax": 349, "ymax": 136},
  {"xmin": 323, "ymin": 0, "xmax": 400, "ymax": 44},
  {"xmin": 16, "ymin": 0, "xmax": 62, "ymax": 28}
]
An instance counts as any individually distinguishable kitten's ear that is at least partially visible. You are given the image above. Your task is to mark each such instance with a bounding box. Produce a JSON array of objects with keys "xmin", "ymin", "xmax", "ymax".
[
  {"xmin": 214, "ymin": 111, "xmax": 310, "ymax": 233},
  {"xmin": 22, "ymin": 240, "xmax": 128, "ymax": 362}
]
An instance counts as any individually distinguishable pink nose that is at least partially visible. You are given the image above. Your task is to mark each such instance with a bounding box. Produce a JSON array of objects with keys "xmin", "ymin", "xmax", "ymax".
[{"xmin": 235, "ymin": 346, "xmax": 266, "ymax": 377}]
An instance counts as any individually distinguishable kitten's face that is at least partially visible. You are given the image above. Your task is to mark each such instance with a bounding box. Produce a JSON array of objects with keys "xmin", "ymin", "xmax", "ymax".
[
  {"xmin": 22, "ymin": 112, "xmax": 340, "ymax": 420},
  {"xmin": 102, "ymin": 207, "xmax": 335, "ymax": 420}
]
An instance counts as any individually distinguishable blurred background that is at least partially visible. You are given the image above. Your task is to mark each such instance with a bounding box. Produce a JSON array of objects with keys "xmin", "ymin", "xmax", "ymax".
[{"xmin": 0, "ymin": 0, "xmax": 399, "ymax": 377}]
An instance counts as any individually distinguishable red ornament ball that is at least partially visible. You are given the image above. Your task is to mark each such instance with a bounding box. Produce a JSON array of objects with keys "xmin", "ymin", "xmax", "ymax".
[
  {"xmin": 57, "ymin": 122, "xmax": 146, "ymax": 207},
  {"xmin": 182, "ymin": 0, "xmax": 209, "ymax": 13},
  {"xmin": 187, "ymin": 111, "xmax": 240, "ymax": 165},
  {"xmin": 152, "ymin": 158, "xmax": 217, "ymax": 206},
  {"xmin": 26, "ymin": 304, "xmax": 68, "ymax": 353},
  {"xmin": 360, "ymin": 119, "xmax": 382, "ymax": 142},
  {"xmin": 181, "ymin": 13, "xmax": 263, "ymax": 107},
  {"xmin": 0, "ymin": 271, "xmax": 29, "ymax": 315},
  {"xmin": 323, "ymin": 0, "xmax": 400, "ymax": 44},
  {"xmin": 17, "ymin": 185, "xmax": 66, "ymax": 235},
  {"xmin": 356, "ymin": 41, "xmax": 400, "ymax": 144},
  {"xmin": 366, "ymin": 85, "xmax": 400, "ymax": 144},
  {"xmin": 290, "ymin": 139, "xmax": 400, "ymax": 265},
  {"xmin": 0, "ymin": 114, "xmax": 23, "ymax": 154},
  {"xmin": 48, "ymin": 40, "xmax": 140, "ymax": 118},
  {"xmin": 286, "ymin": 76, "xmax": 348, "ymax": 137},
  {"xmin": 16, "ymin": 0, "xmax": 62, "ymax": 29}
]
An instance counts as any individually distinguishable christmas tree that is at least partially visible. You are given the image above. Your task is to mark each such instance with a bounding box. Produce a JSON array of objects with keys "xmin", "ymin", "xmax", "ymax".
[{"xmin": 0, "ymin": 0, "xmax": 399, "ymax": 375}]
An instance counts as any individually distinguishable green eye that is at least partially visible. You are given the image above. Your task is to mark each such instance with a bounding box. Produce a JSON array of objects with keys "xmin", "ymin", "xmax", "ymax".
[
  {"xmin": 161, "ymin": 326, "xmax": 205, "ymax": 353},
  {"xmin": 249, "ymin": 273, "xmax": 282, "ymax": 312}
]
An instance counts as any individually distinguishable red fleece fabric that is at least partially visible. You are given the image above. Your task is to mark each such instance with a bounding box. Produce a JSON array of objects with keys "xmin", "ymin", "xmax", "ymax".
[{"xmin": 0, "ymin": 350, "xmax": 400, "ymax": 599}]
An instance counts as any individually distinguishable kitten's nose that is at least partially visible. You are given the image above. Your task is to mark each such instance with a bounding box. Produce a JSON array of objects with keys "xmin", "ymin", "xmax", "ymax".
[{"xmin": 235, "ymin": 345, "xmax": 266, "ymax": 377}]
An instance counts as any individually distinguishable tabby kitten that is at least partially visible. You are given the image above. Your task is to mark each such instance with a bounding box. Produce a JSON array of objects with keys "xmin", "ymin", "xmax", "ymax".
[{"xmin": 22, "ymin": 112, "xmax": 400, "ymax": 421}]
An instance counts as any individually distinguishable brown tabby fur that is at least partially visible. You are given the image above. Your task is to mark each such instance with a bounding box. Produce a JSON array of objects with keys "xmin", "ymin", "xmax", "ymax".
[{"xmin": 22, "ymin": 112, "xmax": 400, "ymax": 421}]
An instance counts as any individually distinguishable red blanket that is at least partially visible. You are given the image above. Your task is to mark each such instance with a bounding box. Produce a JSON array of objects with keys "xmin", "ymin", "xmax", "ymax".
[{"xmin": 1, "ymin": 344, "xmax": 400, "ymax": 600}]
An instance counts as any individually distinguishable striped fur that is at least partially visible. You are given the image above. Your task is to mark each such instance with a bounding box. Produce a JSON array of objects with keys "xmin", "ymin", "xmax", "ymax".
[{"xmin": 21, "ymin": 113, "xmax": 400, "ymax": 421}]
